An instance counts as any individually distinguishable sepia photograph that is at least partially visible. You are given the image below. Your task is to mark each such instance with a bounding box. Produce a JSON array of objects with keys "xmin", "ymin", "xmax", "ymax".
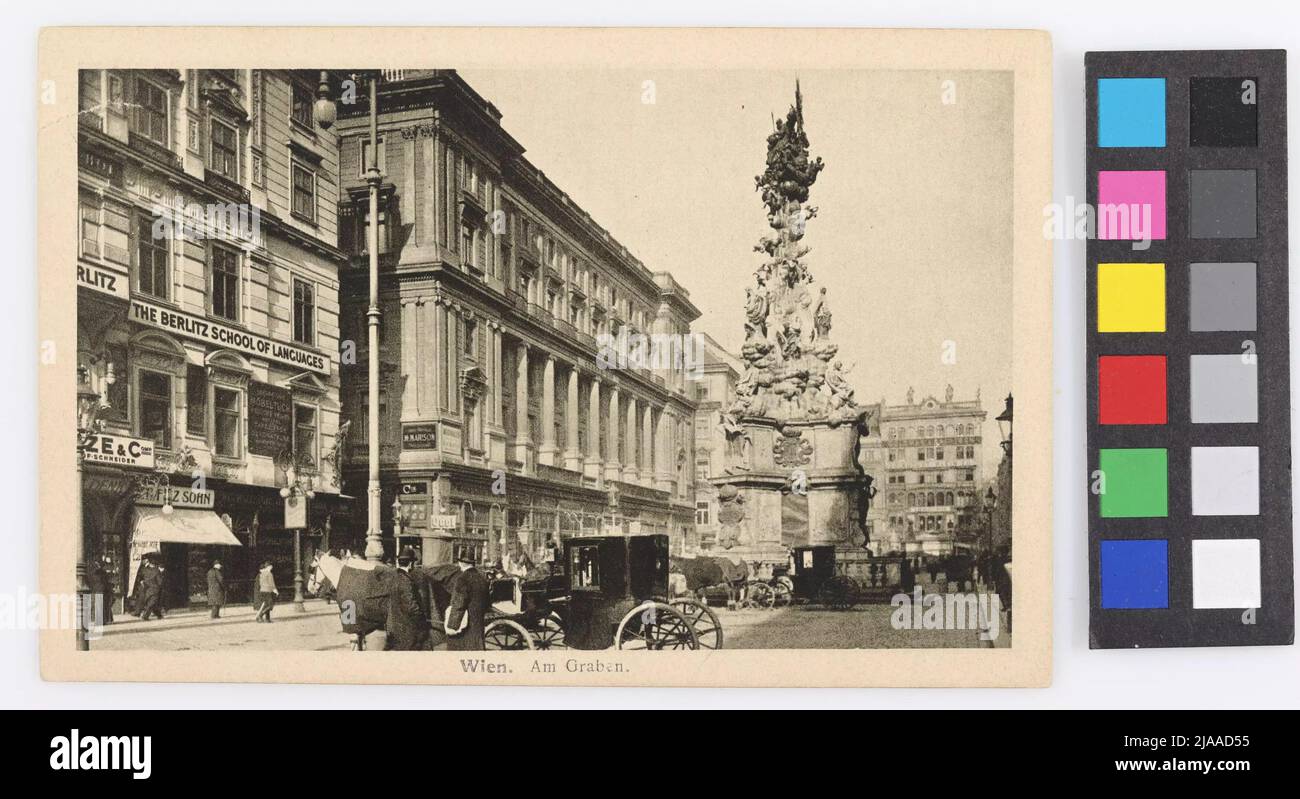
[{"xmin": 41, "ymin": 27, "xmax": 1053, "ymax": 686}]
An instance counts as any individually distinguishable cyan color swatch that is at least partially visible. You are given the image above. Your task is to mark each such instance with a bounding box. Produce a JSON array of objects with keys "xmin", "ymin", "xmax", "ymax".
[
  {"xmin": 1098, "ymin": 78, "xmax": 1167, "ymax": 147},
  {"xmin": 1100, "ymin": 539, "xmax": 1169, "ymax": 609}
]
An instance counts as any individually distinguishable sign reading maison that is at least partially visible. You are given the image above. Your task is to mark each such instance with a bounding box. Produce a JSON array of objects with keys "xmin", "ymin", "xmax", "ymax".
[{"xmin": 128, "ymin": 299, "xmax": 330, "ymax": 375}]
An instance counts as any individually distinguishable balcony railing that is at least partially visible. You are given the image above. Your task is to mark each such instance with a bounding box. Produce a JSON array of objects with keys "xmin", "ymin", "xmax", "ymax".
[
  {"xmin": 203, "ymin": 169, "xmax": 251, "ymax": 204},
  {"xmin": 128, "ymin": 130, "xmax": 182, "ymax": 171}
]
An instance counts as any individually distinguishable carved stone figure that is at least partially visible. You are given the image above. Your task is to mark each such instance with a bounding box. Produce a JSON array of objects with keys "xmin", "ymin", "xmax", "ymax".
[
  {"xmin": 744, "ymin": 287, "xmax": 768, "ymax": 341},
  {"xmin": 813, "ymin": 287, "xmax": 832, "ymax": 341},
  {"xmin": 945, "ymin": 383, "xmax": 954, "ymax": 403}
]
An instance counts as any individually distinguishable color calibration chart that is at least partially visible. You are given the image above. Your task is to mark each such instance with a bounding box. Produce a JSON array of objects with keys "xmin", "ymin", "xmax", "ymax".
[{"xmin": 1086, "ymin": 51, "xmax": 1293, "ymax": 648}]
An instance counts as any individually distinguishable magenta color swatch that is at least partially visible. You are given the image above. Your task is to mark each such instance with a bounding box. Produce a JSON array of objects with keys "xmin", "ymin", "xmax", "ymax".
[{"xmin": 1097, "ymin": 170, "xmax": 1167, "ymax": 240}]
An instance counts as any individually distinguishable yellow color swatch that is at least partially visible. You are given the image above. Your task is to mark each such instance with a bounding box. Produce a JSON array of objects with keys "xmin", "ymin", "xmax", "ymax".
[{"xmin": 1098, "ymin": 263, "xmax": 1166, "ymax": 332}]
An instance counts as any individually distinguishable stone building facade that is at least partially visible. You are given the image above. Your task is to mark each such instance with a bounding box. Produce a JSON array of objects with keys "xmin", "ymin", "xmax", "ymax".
[
  {"xmin": 870, "ymin": 388, "xmax": 988, "ymax": 556},
  {"xmin": 76, "ymin": 69, "xmax": 348, "ymax": 608},
  {"xmin": 332, "ymin": 70, "xmax": 700, "ymax": 565}
]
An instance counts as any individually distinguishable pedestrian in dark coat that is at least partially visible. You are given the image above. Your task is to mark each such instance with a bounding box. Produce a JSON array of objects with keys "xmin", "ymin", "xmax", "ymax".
[
  {"xmin": 446, "ymin": 550, "xmax": 489, "ymax": 651},
  {"xmin": 137, "ymin": 560, "xmax": 165, "ymax": 620},
  {"xmin": 384, "ymin": 547, "xmax": 430, "ymax": 651},
  {"xmin": 87, "ymin": 556, "xmax": 114, "ymax": 625},
  {"xmin": 206, "ymin": 561, "xmax": 226, "ymax": 618}
]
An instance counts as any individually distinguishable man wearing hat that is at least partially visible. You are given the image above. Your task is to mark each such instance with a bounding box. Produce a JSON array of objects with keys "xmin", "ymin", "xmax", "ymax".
[
  {"xmin": 445, "ymin": 547, "xmax": 489, "ymax": 651},
  {"xmin": 254, "ymin": 561, "xmax": 278, "ymax": 622},
  {"xmin": 384, "ymin": 546, "xmax": 430, "ymax": 651}
]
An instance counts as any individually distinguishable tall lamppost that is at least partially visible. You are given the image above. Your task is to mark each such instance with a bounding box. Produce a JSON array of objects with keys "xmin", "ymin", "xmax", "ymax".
[
  {"xmin": 315, "ymin": 70, "xmax": 384, "ymax": 561},
  {"xmin": 278, "ymin": 452, "xmax": 316, "ymax": 613},
  {"xmin": 75, "ymin": 369, "xmax": 109, "ymax": 651}
]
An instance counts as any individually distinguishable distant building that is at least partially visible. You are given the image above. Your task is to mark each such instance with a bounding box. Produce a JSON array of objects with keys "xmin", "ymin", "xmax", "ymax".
[
  {"xmin": 690, "ymin": 334, "xmax": 744, "ymax": 553},
  {"xmin": 871, "ymin": 389, "xmax": 988, "ymax": 556},
  {"xmin": 333, "ymin": 70, "xmax": 700, "ymax": 564}
]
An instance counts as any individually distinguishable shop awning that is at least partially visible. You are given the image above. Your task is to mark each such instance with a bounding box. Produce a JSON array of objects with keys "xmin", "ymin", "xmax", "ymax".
[{"xmin": 132, "ymin": 507, "xmax": 243, "ymax": 547}]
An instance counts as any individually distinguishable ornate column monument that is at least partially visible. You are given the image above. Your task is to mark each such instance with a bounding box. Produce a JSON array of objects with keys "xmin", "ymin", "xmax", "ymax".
[{"xmin": 712, "ymin": 85, "xmax": 889, "ymax": 582}]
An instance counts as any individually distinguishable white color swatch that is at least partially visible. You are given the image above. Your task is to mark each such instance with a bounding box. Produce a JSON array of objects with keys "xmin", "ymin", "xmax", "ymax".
[{"xmin": 1192, "ymin": 539, "xmax": 1262, "ymax": 609}]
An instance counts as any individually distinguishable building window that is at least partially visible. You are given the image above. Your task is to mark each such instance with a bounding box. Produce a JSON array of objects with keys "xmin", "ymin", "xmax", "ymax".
[
  {"xmin": 209, "ymin": 119, "xmax": 239, "ymax": 179},
  {"xmin": 294, "ymin": 404, "xmax": 317, "ymax": 469},
  {"xmin": 209, "ymin": 245, "xmax": 240, "ymax": 321},
  {"xmin": 695, "ymin": 459, "xmax": 710, "ymax": 482},
  {"xmin": 460, "ymin": 222, "xmax": 474, "ymax": 264},
  {"xmin": 132, "ymin": 76, "xmax": 169, "ymax": 145},
  {"xmin": 463, "ymin": 320, "xmax": 477, "ymax": 357},
  {"xmin": 79, "ymin": 70, "xmax": 102, "ymax": 117},
  {"xmin": 291, "ymin": 162, "xmax": 316, "ymax": 222},
  {"xmin": 695, "ymin": 501, "xmax": 711, "ymax": 526},
  {"xmin": 79, "ymin": 198, "xmax": 100, "ymax": 258},
  {"xmin": 290, "ymin": 82, "xmax": 314, "ymax": 128},
  {"xmin": 138, "ymin": 369, "xmax": 173, "ymax": 450},
  {"xmin": 293, "ymin": 278, "xmax": 315, "ymax": 345},
  {"xmin": 135, "ymin": 211, "xmax": 170, "ymax": 300},
  {"xmin": 213, "ymin": 386, "xmax": 241, "ymax": 458}
]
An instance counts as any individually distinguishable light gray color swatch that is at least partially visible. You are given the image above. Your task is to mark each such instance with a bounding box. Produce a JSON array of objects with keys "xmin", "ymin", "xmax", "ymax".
[{"xmin": 1190, "ymin": 354, "xmax": 1258, "ymax": 423}]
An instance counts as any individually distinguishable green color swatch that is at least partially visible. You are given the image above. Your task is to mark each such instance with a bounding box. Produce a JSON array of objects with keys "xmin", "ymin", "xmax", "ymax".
[{"xmin": 1099, "ymin": 448, "xmax": 1168, "ymax": 518}]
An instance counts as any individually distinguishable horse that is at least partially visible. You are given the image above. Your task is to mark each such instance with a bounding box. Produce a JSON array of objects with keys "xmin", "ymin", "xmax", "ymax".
[
  {"xmin": 670, "ymin": 556, "xmax": 751, "ymax": 610},
  {"xmin": 310, "ymin": 552, "xmax": 396, "ymax": 649}
]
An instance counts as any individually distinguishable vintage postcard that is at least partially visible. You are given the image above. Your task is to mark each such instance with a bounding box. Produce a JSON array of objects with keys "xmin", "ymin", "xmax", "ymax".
[{"xmin": 38, "ymin": 27, "xmax": 1053, "ymax": 686}]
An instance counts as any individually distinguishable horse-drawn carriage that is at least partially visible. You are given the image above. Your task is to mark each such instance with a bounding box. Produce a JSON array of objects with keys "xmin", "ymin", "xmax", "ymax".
[
  {"xmin": 312, "ymin": 534, "xmax": 722, "ymax": 651},
  {"xmin": 788, "ymin": 546, "xmax": 914, "ymax": 609}
]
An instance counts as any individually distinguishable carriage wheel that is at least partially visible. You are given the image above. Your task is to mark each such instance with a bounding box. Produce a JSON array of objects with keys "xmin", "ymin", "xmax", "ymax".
[
  {"xmin": 772, "ymin": 580, "xmax": 794, "ymax": 608},
  {"xmin": 531, "ymin": 613, "xmax": 567, "ymax": 650},
  {"xmin": 670, "ymin": 598, "xmax": 724, "ymax": 649},
  {"xmin": 819, "ymin": 576, "xmax": 859, "ymax": 611},
  {"xmin": 744, "ymin": 581, "xmax": 776, "ymax": 610},
  {"xmin": 615, "ymin": 602, "xmax": 699, "ymax": 650},
  {"xmin": 484, "ymin": 618, "xmax": 535, "ymax": 650}
]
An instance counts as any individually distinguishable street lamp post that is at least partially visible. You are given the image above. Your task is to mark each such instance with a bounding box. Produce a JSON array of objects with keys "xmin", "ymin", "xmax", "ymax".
[
  {"xmin": 279, "ymin": 455, "xmax": 316, "ymax": 613},
  {"xmin": 75, "ymin": 372, "xmax": 108, "ymax": 651},
  {"xmin": 315, "ymin": 71, "xmax": 384, "ymax": 562}
]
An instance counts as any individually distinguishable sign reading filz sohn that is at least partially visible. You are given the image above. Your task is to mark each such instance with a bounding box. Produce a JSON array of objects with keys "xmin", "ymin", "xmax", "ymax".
[{"xmin": 128, "ymin": 298, "xmax": 330, "ymax": 375}]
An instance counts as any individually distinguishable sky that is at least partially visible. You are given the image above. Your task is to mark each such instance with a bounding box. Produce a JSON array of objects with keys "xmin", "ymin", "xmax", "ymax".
[{"xmin": 458, "ymin": 68, "xmax": 1014, "ymax": 474}]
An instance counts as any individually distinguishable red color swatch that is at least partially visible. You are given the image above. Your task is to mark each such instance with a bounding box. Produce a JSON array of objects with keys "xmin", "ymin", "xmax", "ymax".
[{"xmin": 1099, "ymin": 356, "xmax": 1167, "ymax": 424}]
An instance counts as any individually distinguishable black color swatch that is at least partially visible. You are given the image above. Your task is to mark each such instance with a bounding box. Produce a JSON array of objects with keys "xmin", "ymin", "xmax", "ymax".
[{"xmin": 1190, "ymin": 76, "xmax": 1259, "ymax": 147}]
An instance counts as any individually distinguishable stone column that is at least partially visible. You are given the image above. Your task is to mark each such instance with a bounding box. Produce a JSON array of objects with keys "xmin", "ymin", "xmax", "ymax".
[
  {"xmin": 641, "ymin": 403, "xmax": 654, "ymax": 487},
  {"xmin": 604, "ymin": 385, "xmax": 622, "ymax": 483},
  {"xmin": 511, "ymin": 342, "xmax": 532, "ymax": 469},
  {"xmin": 623, "ymin": 396, "xmax": 639, "ymax": 483},
  {"xmin": 655, "ymin": 409, "xmax": 673, "ymax": 492},
  {"xmin": 539, "ymin": 353, "xmax": 557, "ymax": 466},
  {"xmin": 564, "ymin": 365, "xmax": 582, "ymax": 471},
  {"xmin": 586, "ymin": 376, "xmax": 602, "ymax": 483}
]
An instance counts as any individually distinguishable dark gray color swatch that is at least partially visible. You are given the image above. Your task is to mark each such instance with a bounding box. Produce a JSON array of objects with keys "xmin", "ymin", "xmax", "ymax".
[
  {"xmin": 1190, "ymin": 262, "xmax": 1257, "ymax": 331},
  {"xmin": 1189, "ymin": 169, "xmax": 1257, "ymax": 238}
]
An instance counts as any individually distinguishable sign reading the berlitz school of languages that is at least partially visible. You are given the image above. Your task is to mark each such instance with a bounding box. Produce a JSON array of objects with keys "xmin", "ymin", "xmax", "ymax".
[
  {"xmin": 83, "ymin": 434, "xmax": 156, "ymax": 469},
  {"xmin": 401, "ymin": 423, "xmax": 438, "ymax": 450},
  {"xmin": 128, "ymin": 298, "xmax": 330, "ymax": 375},
  {"xmin": 246, "ymin": 381, "xmax": 292, "ymax": 457}
]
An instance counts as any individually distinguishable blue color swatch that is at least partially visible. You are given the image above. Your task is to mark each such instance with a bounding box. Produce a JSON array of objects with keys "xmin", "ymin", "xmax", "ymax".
[
  {"xmin": 1100, "ymin": 539, "xmax": 1169, "ymax": 608},
  {"xmin": 1098, "ymin": 78, "xmax": 1167, "ymax": 147}
]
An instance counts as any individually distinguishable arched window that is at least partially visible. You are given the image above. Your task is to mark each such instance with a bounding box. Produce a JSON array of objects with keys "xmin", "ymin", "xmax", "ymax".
[
  {"xmin": 907, "ymin": 492, "xmax": 916, "ymax": 507},
  {"xmin": 946, "ymin": 492, "xmax": 955, "ymax": 506}
]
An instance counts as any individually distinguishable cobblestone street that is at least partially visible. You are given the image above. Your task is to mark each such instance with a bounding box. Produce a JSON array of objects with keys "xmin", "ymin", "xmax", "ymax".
[{"xmin": 93, "ymin": 599, "xmax": 1006, "ymax": 651}]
